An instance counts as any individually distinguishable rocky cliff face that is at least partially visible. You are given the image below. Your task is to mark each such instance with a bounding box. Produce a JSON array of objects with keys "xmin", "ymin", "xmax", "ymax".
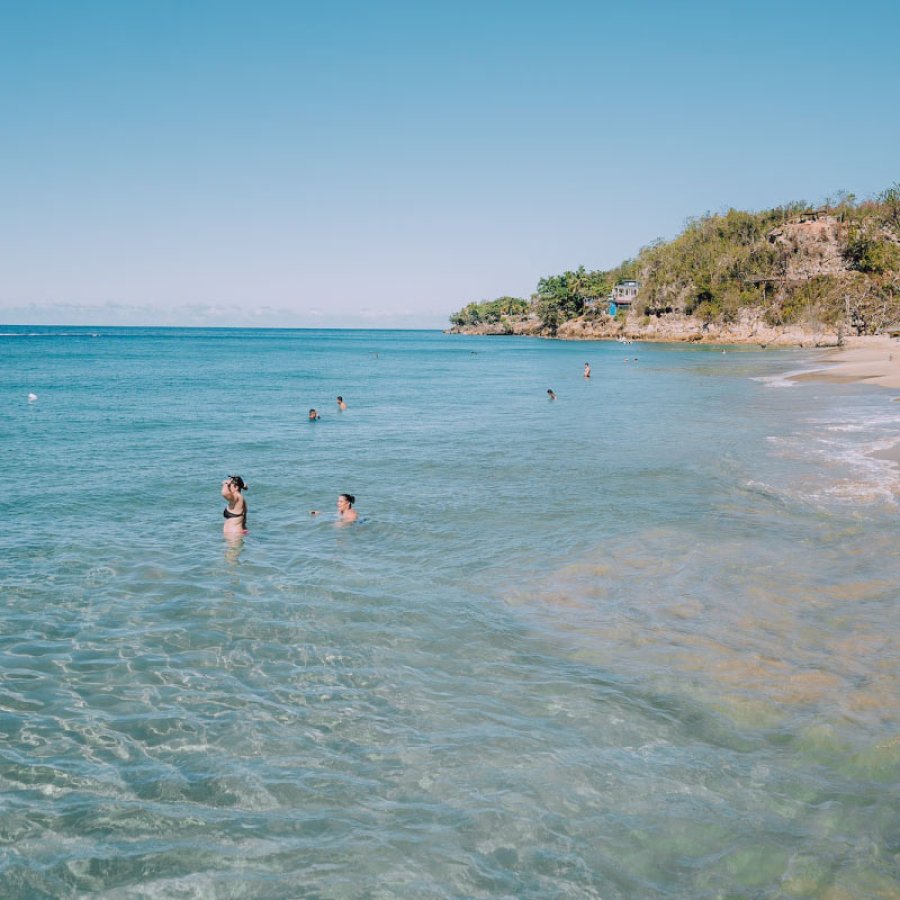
[
  {"xmin": 447, "ymin": 309, "xmax": 841, "ymax": 347},
  {"xmin": 766, "ymin": 215, "xmax": 849, "ymax": 281},
  {"xmin": 447, "ymin": 315, "xmax": 544, "ymax": 336},
  {"xmin": 563, "ymin": 309, "xmax": 840, "ymax": 347}
]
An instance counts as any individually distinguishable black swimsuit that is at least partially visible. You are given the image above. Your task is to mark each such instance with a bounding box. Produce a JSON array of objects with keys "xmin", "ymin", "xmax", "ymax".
[{"xmin": 223, "ymin": 505, "xmax": 246, "ymax": 528}]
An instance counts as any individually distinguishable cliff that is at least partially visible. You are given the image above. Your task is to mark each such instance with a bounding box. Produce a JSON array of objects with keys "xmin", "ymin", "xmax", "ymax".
[
  {"xmin": 447, "ymin": 309, "xmax": 842, "ymax": 347},
  {"xmin": 448, "ymin": 188, "xmax": 900, "ymax": 346}
]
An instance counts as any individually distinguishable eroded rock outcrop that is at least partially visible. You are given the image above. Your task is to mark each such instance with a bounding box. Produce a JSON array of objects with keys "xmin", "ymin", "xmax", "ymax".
[{"xmin": 447, "ymin": 309, "xmax": 841, "ymax": 347}]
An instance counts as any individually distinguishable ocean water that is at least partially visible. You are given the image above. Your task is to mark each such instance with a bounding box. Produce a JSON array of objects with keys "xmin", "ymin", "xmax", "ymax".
[{"xmin": 2, "ymin": 326, "xmax": 898, "ymax": 898}]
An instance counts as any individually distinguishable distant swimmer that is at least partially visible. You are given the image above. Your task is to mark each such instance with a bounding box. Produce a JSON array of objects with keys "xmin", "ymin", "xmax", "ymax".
[
  {"xmin": 584, "ymin": 362, "xmax": 591, "ymax": 378},
  {"xmin": 547, "ymin": 389, "xmax": 557, "ymax": 400},
  {"xmin": 310, "ymin": 493, "xmax": 358, "ymax": 524},
  {"xmin": 221, "ymin": 475, "xmax": 248, "ymax": 535},
  {"xmin": 337, "ymin": 396, "xmax": 347, "ymax": 411},
  {"xmin": 308, "ymin": 408, "xmax": 320, "ymax": 421},
  {"xmin": 27, "ymin": 392, "xmax": 38, "ymax": 402}
]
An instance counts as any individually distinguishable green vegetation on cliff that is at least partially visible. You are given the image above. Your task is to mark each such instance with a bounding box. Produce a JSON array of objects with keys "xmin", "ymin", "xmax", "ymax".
[
  {"xmin": 448, "ymin": 296, "xmax": 529, "ymax": 328},
  {"xmin": 450, "ymin": 185, "xmax": 900, "ymax": 335}
]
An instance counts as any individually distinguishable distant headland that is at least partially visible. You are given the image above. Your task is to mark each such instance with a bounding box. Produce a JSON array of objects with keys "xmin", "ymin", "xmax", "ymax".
[{"xmin": 447, "ymin": 186, "xmax": 900, "ymax": 348}]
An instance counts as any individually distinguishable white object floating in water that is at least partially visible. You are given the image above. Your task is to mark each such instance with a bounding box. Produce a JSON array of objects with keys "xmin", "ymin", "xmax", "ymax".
[{"xmin": 28, "ymin": 392, "xmax": 38, "ymax": 402}]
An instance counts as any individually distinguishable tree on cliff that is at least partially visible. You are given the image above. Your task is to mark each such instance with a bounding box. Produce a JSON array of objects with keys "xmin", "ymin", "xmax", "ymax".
[
  {"xmin": 449, "ymin": 297, "xmax": 528, "ymax": 326},
  {"xmin": 535, "ymin": 266, "xmax": 616, "ymax": 330},
  {"xmin": 450, "ymin": 184, "xmax": 900, "ymax": 335}
]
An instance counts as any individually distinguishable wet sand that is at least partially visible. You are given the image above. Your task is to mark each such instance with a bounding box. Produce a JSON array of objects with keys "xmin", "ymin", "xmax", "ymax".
[
  {"xmin": 870, "ymin": 443, "xmax": 900, "ymax": 471},
  {"xmin": 792, "ymin": 337, "xmax": 900, "ymax": 470},
  {"xmin": 791, "ymin": 335, "xmax": 900, "ymax": 390}
]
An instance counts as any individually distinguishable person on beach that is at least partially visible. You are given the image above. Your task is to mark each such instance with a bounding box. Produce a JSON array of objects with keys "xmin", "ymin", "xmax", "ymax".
[
  {"xmin": 547, "ymin": 389, "xmax": 557, "ymax": 400},
  {"xmin": 584, "ymin": 362, "xmax": 591, "ymax": 378},
  {"xmin": 308, "ymin": 408, "xmax": 320, "ymax": 421},
  {"xmin": 310, "ymin": 493, "xmax": 358, "ymax": 524},
  {"xmin": 221, "ymin": 475, "xmax": 248, "ymax": 535},
  {"xmin": 337, "ymin": 396, "xmax": 347, "ymax": 410}
]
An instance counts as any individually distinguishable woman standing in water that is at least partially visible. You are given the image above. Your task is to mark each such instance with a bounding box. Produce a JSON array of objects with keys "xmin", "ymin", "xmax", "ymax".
[{"xmin": 221, "ymin": 475, "xmax": 248, "ymax": 535}]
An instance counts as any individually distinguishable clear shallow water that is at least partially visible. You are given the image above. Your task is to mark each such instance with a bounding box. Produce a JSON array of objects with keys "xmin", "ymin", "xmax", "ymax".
[{"xmin": 2, "ymin": 327, "xmax": 898, "ymax": 898}]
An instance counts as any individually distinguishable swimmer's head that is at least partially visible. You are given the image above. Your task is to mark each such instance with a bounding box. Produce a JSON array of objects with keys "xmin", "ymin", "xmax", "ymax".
[
  {"xmin": 336, "ymin": 396, "xmax": 343, "ymax": 402},
  {"xmin": 338, "ymin": 493, "xmax": 355, "ymax": 508},
  {"xmin": 225, "ymin": 475, "xmax": 247, "ymax": 492}
]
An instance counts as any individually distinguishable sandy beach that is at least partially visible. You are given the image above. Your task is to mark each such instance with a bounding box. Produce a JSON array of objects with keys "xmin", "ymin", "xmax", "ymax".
[
  {"xmin": 790, "ymin": 334, "xmax": 900, "ymax": 391},
  {"xmin": 790, "ymin": 335, "xmax": 900, "ymax": 474}
]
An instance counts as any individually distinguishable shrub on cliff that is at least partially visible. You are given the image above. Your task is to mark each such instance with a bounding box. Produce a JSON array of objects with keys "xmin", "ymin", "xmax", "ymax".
[
  {"xmin": 449, "ymin": 296, "xmax": 528, "ymax": 326},
  {"xmin": 844, "ymin": 230, "xmax": 900, "ymax": 274},
  {"xmin": 450, "ymin": 184, "xmax": 900, "ymax": 334}
]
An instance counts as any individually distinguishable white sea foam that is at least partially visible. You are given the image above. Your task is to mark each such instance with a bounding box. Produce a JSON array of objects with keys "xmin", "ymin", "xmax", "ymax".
[
  {"xmin": 0, "ymin": 331, "xmax": 102, "ymax": 337},
  {"xmin": 751, "ymin": 369, "xmax": 808, "ymax": 388},
  {"xmin": 763, "ymin": 400, "xmax": 900, "ymax": 505}
]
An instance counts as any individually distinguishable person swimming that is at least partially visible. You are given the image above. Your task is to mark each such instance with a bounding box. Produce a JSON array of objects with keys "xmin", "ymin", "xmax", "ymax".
[
  {"xmin": 310, "ymin": 493, "xmax": 358, "ymax": 523},
  {"xmin": 584, "ymin": 362, "xmax": 591, "ymax": 378},
  {"xmin": 308, "ymin": 408, "xmax": 320, "ymax": 420},
  {"xmin": 547, "ymin": 388, "xmax": 557, "ymax": 400},
  {"xmin": 336, "ymin": 396, "xmax": 347, "ymax": 410},
  {"xmin": 221, "ymin": 475, "xmax": 248, "ymax": 534},
  {"xmin": 336, "ymin": 493, "xmax": 357, "ymax": 522}
]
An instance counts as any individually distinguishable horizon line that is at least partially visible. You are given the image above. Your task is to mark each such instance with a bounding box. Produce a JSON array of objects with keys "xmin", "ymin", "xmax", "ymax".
[{"xmin": 0, "ymin": 323, "xmax": 447, "ymax": 332}]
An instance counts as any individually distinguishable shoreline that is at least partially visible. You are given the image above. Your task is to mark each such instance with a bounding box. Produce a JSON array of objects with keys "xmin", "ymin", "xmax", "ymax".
[
  {"xmin": 788, "ymin": 335, "xmax": 900, "ymax": 390},
  {"xmin": 871, "ymin": 444, "xmax": 900, "ymax": 472},
  {"xmin": 448, "ymin": 321, "xmax": 900, "ymax": 390}
]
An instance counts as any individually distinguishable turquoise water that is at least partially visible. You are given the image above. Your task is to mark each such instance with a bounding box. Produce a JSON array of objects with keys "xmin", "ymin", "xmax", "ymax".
[{"xmin": 2, "ymin": 327, "xmax": 899, "ymax": 898}]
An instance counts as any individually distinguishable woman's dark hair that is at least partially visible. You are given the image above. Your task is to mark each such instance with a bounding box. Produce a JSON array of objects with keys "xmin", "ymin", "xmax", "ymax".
[
  {"xmin": 337, "ymin": 396, "xmax": 343, "ymax": 402},
  {"xmin": 228, "ymin": 475, "xmax": 247, "ymax": 491},
  {"xmin": 340, "ymin": 493, "xmax": 355, "ymax": 506}
]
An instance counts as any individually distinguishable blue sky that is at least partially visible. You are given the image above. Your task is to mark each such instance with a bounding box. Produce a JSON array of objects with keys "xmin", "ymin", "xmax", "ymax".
[{"xmin": 1, "ymin": 0, "xmax": 897, "ymax": 327}]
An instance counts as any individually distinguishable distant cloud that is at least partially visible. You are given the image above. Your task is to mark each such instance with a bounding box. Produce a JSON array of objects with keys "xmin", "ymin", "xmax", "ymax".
[{"xmin": 0, "ymin": 300, "xmax": 444, "ymax": 329}]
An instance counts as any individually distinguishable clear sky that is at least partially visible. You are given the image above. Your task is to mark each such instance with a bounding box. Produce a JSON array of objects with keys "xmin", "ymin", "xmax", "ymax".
[{"xmin": 1, "ymin": 0, "xmax": 898, "ymax": 328}]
